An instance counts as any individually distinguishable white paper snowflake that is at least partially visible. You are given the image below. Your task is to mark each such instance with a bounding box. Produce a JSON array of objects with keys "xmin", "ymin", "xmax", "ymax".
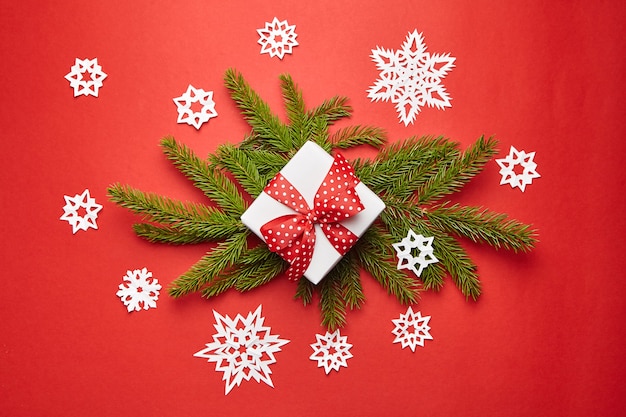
[
  {"xmin": 257, "ymin": 17, "xmax": 298, "ymax": 59},
  {"xmin": 116, "ymin": 268, "xmax": 162, "ymax": 312},
  {"xmin": 392, "ymin": 229, "xmax": 439, "ymax": 277},
  {"xmin": 59, "ymin": 188, "xmax": 103, "ymax": 234},
  {"xmin": 496, "ymin": 145, "xmax": 541, "ymax": 192},
  {"xmin": 392, "ymin": 306, "xmax": 433, "ymax": 351},
  {"xmin": 173, "ymin": 84, "xmax": 218, "ymax": 129},
  {"xmin": 309, "ymin": 330, "xmax": 353, "ymax": 374},
  {"xmin": 194, "ymin": 305, "xmax": 289, "ymax": 395},
  {"xmin": 64, "ymin": 58, "xmax": 107, "ymax": 97},
  {"xmin": 368, "ymin": 30, "xmax": 456, "ymax": 126}
]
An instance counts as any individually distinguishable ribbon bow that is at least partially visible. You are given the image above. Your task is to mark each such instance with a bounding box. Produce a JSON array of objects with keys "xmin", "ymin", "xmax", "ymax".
[{"xmin": 260, "ymin": 153, "xmax": 364, "ymax": 280}]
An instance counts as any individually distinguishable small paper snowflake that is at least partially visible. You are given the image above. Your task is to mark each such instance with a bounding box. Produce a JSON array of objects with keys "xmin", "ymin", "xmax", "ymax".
[
  {"xmin": 368, "ymin": 30, "xmax": 456, "ymax": 125},
  {"xmin": 116, "ymin": 268, "xmax": 162, "ymax": 312},
  {"xmin": 257, "ymin": 17, "xmax": 298, "ymax": 59},
  {"xmin": 309, "ymin": 330, "xmax": 353, "ymax": 374},
  {"xmin": 392, "ymin": 229, "xmax": 439, "ymax": 277},
  {"xmin": 194, "ymin": 305, "xmax": 289, "ymax": 395},
  {"xmin": 496, "ymin": 145, "xmax": 541, "ymax": 192},
  {"xmin": 59, "ymin": 189, "xmax": 103, "ymax": 233},
  {"xmin": 392, "ymin": 307, "xmax": 433, "ymax": 351},
  {"xmin": 173, "ymin": 85, "xmax": 218, "ymax": 129},
  {"xmin": 64, "ymin": 58, "xmax": 107, "ymax": 97}
]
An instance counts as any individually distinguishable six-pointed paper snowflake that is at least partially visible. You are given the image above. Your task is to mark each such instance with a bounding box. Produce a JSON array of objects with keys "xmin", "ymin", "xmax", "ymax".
[
  {"xmin": 309, "ymin": 330, "xmax": 353, "ymax": 374},
  {"xmin": 64, "ymin": 58, "xmax": 108, "ymax": 97},
  {"xmin": 116, "ymin": 268, "xmax": 162, "ymax": 312},
  {"xmin": 368, "ymin": 30, "xmax": 456, "ymax": 125},
  {"xmin": 392, "ymin": 307, "xmax": 433, "ymax": 351},
  {"xmin": 257, "ymin": 17, "xmax": 299, "ymax": 59},
  {"xmin": 392, "ymin": 229, "xmax": 439, "ymax": 277},
  {"xmin": 194, "ymin": 305, "xmax": 289, "ymax": 395},
  {"xmin": 173, "ymin": 85, "xmax": 218, "ymax": 129},
  {"xmin": 496, "ymin": 145, "xmax": 541, "ymax": 192},
  {"xmin": 59, "ymin": 189, "xmax": 103, "ymax": 234}
]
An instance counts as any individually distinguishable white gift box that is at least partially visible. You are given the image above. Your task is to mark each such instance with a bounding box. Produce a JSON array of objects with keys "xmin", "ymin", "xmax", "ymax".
[{"xmin": 241, "ymin": 141, "xmax": 386, "ymax": 284}]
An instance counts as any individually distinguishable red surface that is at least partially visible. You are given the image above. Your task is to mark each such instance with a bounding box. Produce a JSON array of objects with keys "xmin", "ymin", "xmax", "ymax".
[{"xmin": 1, "ymin": 1, "xmax": 625, "ymax": 416}]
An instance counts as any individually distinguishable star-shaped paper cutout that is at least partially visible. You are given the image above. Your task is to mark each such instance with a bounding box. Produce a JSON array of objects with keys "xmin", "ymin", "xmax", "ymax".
[
  {"xmin": 194, "ymin": 305, "xmax": 289, "ymax": 395},
  {"xmin": 173, "ymin": 85, "xmax": 218, "ymax": 129},
  {"xmin": 368, "ymin": 30, "xmax": 455, "ymax": 125},
  {"xmin": 392, "ymin": 306, "xmax": 433, "ymax": 351},
  {"xmin": 116, "ymin": 268, "xmax": 162, "ymax": 312},
  {"xmin": 59, "ymin": 189, "xmax": 103, "ymax": 233},
  {"xmin": 495, "ymin": 145, "xmax": 541, "ymax": 192},
  {"xmin": 309, "ymin": 330, "xmax": 353, "ymax": 374},
  {"xmin": 392, "ymin": 229, "xmax": 439, "ymax": 277},
  {"xmin": 64, "ymin": 58, "xmax": 107, "ymax": 97},
  {"xmin": 257, "ymin": 17, "xmax": 298, "ymax": 59}
]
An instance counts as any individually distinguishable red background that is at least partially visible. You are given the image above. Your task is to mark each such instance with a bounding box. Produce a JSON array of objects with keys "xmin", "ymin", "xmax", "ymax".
[{"xmin": 1, "ymin": 1, "xmax": 625, "ymax": 416}]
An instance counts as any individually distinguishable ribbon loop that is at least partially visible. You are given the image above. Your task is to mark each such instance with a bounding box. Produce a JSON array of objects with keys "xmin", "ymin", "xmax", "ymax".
[{"xmin": 260, "ymin": 153, "xmax": 364, "ymax": 280}]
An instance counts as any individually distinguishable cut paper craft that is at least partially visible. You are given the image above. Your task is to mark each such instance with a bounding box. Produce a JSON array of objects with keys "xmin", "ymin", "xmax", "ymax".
[
  {"xmin": 257, "ymin": 17, "xmax": 298, "ymax": 59},
  {"xmin": 59, "ymin": 188, "xmax": 103, "ymax": 233},
  {"xmin": 173, "ymin": 85, "xmax": 218, "ymax": 129},
  {"xmin": 496, "ymin": 145, "xmax": 541, "ymax": 192},
  {"xmin": 194, "ymin": 305, "xmax": 289, "ymax": 395},
  {"xmin": 116, "ymin": 268, "xmax": 162, "ymax": 312},
  {"xmin": 392, "ymin": 229, "xmax": 439, "ymax": 277},
  {"xmin": 368, "ymin": 30, "xmax": 456, "ymax": 125},
  {"xmin": 309, "ymin": 329, "xmax": 353, "ymax": 374},
  {"xmin": 392, "ymin": 306, "xmax": 433, "ymax": 351},
  {"xmin": 64, "ymin": 58, "xmax": 107, "ymax": 97}
]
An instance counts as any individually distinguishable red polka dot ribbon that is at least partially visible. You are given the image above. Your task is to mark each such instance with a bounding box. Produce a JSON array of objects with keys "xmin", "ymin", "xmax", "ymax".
[{"xmin": 260, "ymin": 153, "xmax": 365, "ymax": 281}]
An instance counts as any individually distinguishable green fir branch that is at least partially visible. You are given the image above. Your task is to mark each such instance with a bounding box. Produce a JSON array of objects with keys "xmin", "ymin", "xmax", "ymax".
[
  {"xmin": 168, "ymin": 231, "xmax": 249, "ymax": 297},
  {"xmin": 354, "ymin": 224, "xmax": 421, "ymax": 304},
  {"xmin": 337, "ymin": 251, "xmax": 366, "ymax": 310},
  {"xmin": 132, "ymin": 224, "xmax": 208, "ymax": 245},
  {"xmin": 319, "ymin": 271, "xmax": 347, "ymax": 330},
  {"xmin": 295, "ymin": 277, "xmax": 315, "ymax": 306},
  {"xmin": 306, "ymin": 95, "xmax": 352, "ymax": 124},
  {"xmin": 107, "ymin": 183, "xmax": 242, "ymax": 241},
  {"xmin": 426, "ymin": 203, "xmax": 537, "ymax": 252},
  {"xmin": 354, "ymin": 135, "xmax": 459, "ymax": 199},
  {"xmin": 224, "ymin": 68, "xmax": 292, "ymax": 152},
  {"xmin": 211, "ymin": 144, "xmax": 265, "ymax": 197},
  {"xmin": 417, "ymin": 135, "xmax": 498, "ymax": 204},
  {"xmin": 160, "ymin": 137, "xmax": 247, "ymax": 216},
  {"xmin": 329, "ymin": 125, "xmax": 386, "ymax": 149}
]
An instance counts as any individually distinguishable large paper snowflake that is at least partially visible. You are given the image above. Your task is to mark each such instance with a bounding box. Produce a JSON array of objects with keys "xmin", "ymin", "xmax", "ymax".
[
  {"xmin": 116, "ymin": 268, "xmax": 162, "ymax": 312},
  {"xmin": 392, "ymin": 307, "xmax": 433, "ymax": 351},
  {"xmin": 496, "ymin": 145, "xmax": 541, "ymax": 192},
  {"xmin": 194, "ymin": 305, "xmax": 289, "ymax": 395},
  {"xmin": 59, "ymin": 188, "xmax": 103, "ymax": 233},
  {"xmin": 368, "ymin": 30, "xmax": 456, "ymax": 125},
  {"xmin": 64, "ymin": 58, "xmax": 107, "ymax": 97},
  {"xmin": 173, "ymin": 85, "xmax": 218, "ymax": 129},
  {"xmin": 257, "ymin": 17, "xmax": 298, "ymax": 59},
  {"xmin": 309, "ymin": 330, "xmax": 353, "ymax": 374},
  {"xmin": 392, "ymin": 229, "xmax": 439, "ymax": 277}
]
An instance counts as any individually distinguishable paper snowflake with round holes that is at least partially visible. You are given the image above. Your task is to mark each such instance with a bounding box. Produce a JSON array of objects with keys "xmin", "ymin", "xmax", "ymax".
[{"xmin": 116, "ymin": 268, "xmax": 162, "ymax": 312}]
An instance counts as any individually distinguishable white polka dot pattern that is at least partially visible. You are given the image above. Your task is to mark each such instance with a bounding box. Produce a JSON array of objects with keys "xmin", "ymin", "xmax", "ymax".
[{"xmin": 259, "ymin": 153, "xmax": 365, "ymax": 281}]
